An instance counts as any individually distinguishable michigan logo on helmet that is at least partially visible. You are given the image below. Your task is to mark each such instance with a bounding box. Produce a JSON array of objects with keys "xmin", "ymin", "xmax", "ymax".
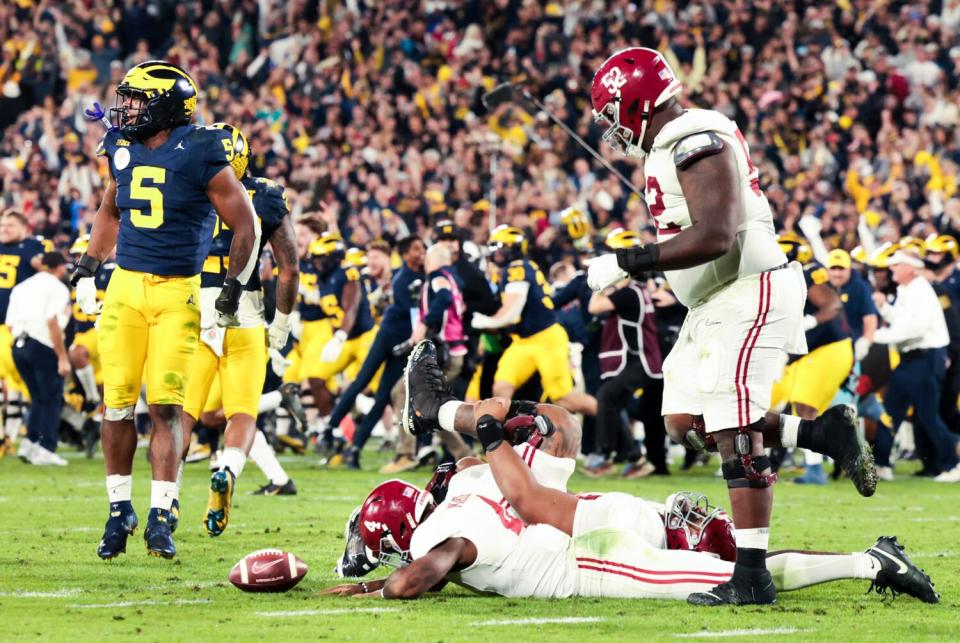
[
  {"xmin": 111, "ymin": 60, "xmax": 199, "ymax": 141},
  {"xmin": 345, "ymin": 247, "xmax": 367, "ymax": 268},
  {"xmin": 487, "ymin": 225, "xmax": 527, "ymax": 265},
  {"xmin": 212, "ymin": 122, "xmax": 250, "ymax": 180},
  {"xmin": 591, "ymin": 47, "xmax": 682, "ymax": 158},
  {"xmin": 868, "ymin": 241, "xmax": 899, "ymax": 269},
  {"xmin": 926, "ymin": 234, "xmax": 959, "ymax": 259},
  {"xmin": 777, "ymin": 231, "xmax": 812, "ymax": 264},
  {"xmin": 70, "ymin": 234, "xmax": 90, "ymax": 255},
  {"xmin": 433, "ymin": 219, "xmax": 460, "ymax": 241},
  {"xmin": 605, "ymin": 227, "xmax": 643, "ymax": 250},
  {"xmin": 899, "ymin": 236, "xmax": 927, "ymax": 258},
  {"xmin": 309, "ymin": 231, "xmax": 346, "ymax": 258}
]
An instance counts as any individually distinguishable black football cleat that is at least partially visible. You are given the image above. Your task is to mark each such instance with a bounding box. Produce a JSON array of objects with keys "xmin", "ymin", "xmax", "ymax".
[
  {"xmin": 251, "ymin": 479, "xmax": 297, "ymax": 496},
  {"xmin": 867, "ymin": 536, "xmax": 939, "ymax": 603},
  {"xmin": 687, "ymin": 568, "xmax": 777, "ymax": 606},
  {"xmin": 97, "ymin": 501, "xmax": 139, "ymax": 560},
  {"xmin": 402, "ymin": 340, "xmax": 456, "ymax": 436},
  {"xmin": 815, "ymin": 404, "xmax": 877, "ymax": 497},
  {"xmin": 143, "ymin": 508, "xmax": 176, "ymax": 559},
  {"xmin": 279, "ymin": 382, "xmax": 310, "ymax": 435}
]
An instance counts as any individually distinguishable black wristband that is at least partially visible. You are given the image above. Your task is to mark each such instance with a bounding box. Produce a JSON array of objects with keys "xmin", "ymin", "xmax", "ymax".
[
  {"xmin": 70, "ymin": 253, "xmax": 101, "ymax": 286},
  {"xmin": 216, "ymin": 277, "xmax": 243, "ymax": 314},
  {"xmin": 476, "ymin": 414, "xmax": 506, "ymax": 453},
  {"xmin": 615, "ymin": 244, "xmax": 660, "ymax": 276}
]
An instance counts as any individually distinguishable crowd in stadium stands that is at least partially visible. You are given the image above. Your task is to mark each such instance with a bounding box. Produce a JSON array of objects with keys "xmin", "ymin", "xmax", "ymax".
[{"xmin": 1, "ymin": 1, "xmax": 960, "ymax": 481}]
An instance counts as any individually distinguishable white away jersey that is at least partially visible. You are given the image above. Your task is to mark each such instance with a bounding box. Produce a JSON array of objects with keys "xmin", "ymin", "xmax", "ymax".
[
  {"xmin": 644, "ymin": 109, "xmax": 787, "ymax": 307},
  {"xmin": 445, "ymin": 442, "xmax": 575, "ymax": 520},
  {"xmin": 409, "ymin": 493, "xmax": 577, "ymax": 598}
]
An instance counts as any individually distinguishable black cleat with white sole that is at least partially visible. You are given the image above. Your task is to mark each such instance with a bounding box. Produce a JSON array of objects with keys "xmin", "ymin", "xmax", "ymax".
[
  {"xmin": 251, "ymin": 479, "xmax": 298, "ymax": 496},
  {"xmin": 402, "ymin": 340, "xmax": 456, "ymax": 436},
  {"xmin": 687, "ymin": 568, "xmax": 777, "ymax": 606},
  {"xmin": 867, "ymin": 536, "xmax": 939, "ymax": 603},
  {"xmin": 814, "ymin": 404, "xmax": 878, "ymax": 497}
]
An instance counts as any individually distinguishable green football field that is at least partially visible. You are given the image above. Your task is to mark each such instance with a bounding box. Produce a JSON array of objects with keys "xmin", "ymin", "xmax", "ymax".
[{"xmin": 0, "ymin": 447, "xmax": 956, "ymax": 642}]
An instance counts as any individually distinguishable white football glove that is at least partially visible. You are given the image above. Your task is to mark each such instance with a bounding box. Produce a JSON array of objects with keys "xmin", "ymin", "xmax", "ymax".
[
  {"xmin": 268, "ymin": 311, "xmax": 291, "ymax": 351},
  {"xmin": 75, "ymin": 276, "xmax": 100, "ymax": 315},
  {"xmin": 268, "ymin": 348, "xmax": 292, "ymax": 377},
  {"xmin": 854, "ymin": 336, "xmax": 871, "ymax": 361},
  {"xmin": 321, "ymin": 330, "xmax": 348, "ymax": 363},
  {"xmin": 586, "ymin": 254, "xmax": 629, "ymax": 293},
  {"xmin": 471, "ymin": 313, "xmax": 495, "ymax": 330}
]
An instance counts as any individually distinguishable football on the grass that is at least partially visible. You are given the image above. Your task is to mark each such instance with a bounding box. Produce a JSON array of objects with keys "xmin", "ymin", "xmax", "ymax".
[{"xmin": 229, "ymin": 549, "xmax": 308, "ymax": 592}]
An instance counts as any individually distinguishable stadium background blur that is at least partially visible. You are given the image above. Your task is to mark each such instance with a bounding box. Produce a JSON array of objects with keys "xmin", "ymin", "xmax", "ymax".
[
  {"xmin": 8, "ymin": 0, "xmax": 960, "ymax": 251},
  {"xmin": 2, "ymin": 0, "xmax": 960, "ymax": 476}
]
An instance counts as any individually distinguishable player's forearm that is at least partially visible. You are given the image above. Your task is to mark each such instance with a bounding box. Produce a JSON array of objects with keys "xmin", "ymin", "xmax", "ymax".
[
  {"xmin": 339, "ymin": 282, "xmax": 360, "ymax": 335},
  {"xmin": 269, "ymin": 220, "xmax": 300, "ymax": 315},
  {"xmin": 275, "ymin": 266, "xmax": 298, "ymax": 315},
  {"xmin": 654, "ymin": 223, "xmax": 735, "ymax": 270},
  {"xmin": 485, "ymin": 440, "xmax": 543, "ymax": 520},
  {"xmin": 225, "ymin": 217, "xmax": 259, "ymax": 285}
]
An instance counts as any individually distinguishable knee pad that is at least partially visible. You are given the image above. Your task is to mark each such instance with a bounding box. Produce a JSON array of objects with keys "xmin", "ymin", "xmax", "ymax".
[
  {"xmin": 720, "ymin": 422, "xmax": 777, "ymax": 488},
  {"xmin": 104, "ymin": 405, "xmax": 135, "ymax": 421}
]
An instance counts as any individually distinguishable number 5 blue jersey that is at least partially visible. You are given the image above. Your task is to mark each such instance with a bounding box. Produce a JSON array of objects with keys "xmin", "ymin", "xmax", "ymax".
[
  {"xmin": 97, "ymin": 124, "xmax": 233, "ymax": 276},
  {"xmin": 0, "ymin": 236, "xmax": 44, "ymax": 321}
]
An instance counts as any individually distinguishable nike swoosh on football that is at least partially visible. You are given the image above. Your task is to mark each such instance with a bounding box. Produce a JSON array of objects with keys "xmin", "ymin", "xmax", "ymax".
[
  {"xmin": 871, "ymin": 547, "xmax": 908, "ymax": 574},
  {"xmin": 251, "ymin": 558, "xmax": 285, "ymax": 575}
]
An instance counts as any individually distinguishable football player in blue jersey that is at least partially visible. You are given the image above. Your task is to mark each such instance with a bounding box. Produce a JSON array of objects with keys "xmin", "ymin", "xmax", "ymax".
[
  {"xmin": 178, "ymin": 122, "xmax": 299, "ymax": 537},
  {"xmin": 306, "ymin": 232, "xmax": 379, "ymax": 408},
  {"xmin": 0, "ymin": 209, "xmax": 45, "ymax": 454},
  {"xmin": 70, "ymin": 61, "xmax": 258, "ymax": 560},
  {"xmin": 472, "ymin": 226, "xmax": 597, "ymax": 416}
]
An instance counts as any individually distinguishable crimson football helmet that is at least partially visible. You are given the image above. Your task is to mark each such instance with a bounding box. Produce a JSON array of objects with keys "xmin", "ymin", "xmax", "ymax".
[
  {"xmin": 591, "ymin": 47, "xmax": 682, "ymax": 158},
  {"xmin": 358, "ymin": 479, "xmax": 435, "ymax": 567},
  {"xmin": 664, "ymin": 492, "xmax": 737, "ymax": 562}
]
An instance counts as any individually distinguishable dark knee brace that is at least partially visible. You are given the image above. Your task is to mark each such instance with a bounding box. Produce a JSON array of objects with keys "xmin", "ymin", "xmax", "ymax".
[{"xmin": 721, "ymin": 421, "xmax": 778, "ymax": 489}]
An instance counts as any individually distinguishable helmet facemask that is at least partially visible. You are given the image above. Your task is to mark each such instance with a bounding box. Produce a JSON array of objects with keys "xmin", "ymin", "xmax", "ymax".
[
  {"xmin": 665, "ymin": 492, "xmax": 722, "ymax": 553},
  {"xmin": 593, "ymin": 93, "xmax": 650, "ymax": 159},
  {"xmin": 112, "ymin": 88, "xmax": 158, "ymax": 140}
]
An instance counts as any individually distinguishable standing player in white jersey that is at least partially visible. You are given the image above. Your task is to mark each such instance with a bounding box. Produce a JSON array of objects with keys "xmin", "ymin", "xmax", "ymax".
[{"xmin": 584, "ymin": 48, "xmax": 876, "ymax": 605}]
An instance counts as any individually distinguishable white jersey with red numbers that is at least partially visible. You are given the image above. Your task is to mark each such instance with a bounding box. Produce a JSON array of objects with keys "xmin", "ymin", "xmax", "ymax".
[
  {"xmin": 446, "ymin": 442, "xmax": 575, "ymax": 521},
  {"xmin": 647, "ymin": 109, "xmax": 808, "ymax": 432},
  {"xmin": 644, "ymin": 108, "xmax": 787, "ymax": 308}
]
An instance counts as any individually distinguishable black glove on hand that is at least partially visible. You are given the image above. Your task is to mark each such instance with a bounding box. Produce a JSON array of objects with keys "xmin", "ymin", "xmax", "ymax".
[
  {"xmin": 476, "ymin": 414, "xmax": 506, "ymax": 453},
  {"xmin": 615, "ymin": 244, "xmax": 660, "ymax": 277},
  {"xmin": 215, "ymin": 277, "xmax": 243, "ymax": 325},
  {"xmin": 70, "ymin": 254, "xmax": 101, "ymax": 286}
]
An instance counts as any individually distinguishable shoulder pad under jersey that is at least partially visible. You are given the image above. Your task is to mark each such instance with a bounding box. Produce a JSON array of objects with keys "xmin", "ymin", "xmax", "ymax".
[{"xmin": 674, "ymin": 131, "xmax": 725, "ymax": 169}]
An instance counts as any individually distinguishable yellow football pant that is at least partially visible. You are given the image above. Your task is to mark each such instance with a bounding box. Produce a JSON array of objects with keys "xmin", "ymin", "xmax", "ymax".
[
  {"xmin": 494, "ymin": 323, "xmax": 575, "ymax": 401},
  {"xmin": 183, "ymin": 326, "xmax": 267, "ymax": 419},
  {"xmin": 770, "ymin": 339, "xmax": 854, "ymax": 414},
  {"xmin": 98, "ymin": 267, "xmax": 200, "ymax": 408}
]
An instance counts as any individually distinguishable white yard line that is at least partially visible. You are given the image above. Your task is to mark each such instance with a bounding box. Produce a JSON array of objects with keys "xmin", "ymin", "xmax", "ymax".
[
  {"xmin": 472, "ymin": 617, "xmax": 607, "ymax": 626},
  {"xmin": 0, "ymin": 588, "xmax": 84, "ymax": 598},
  {"xmin": 674, "ymin": 628, "xmax": 813, "ymax": 638},
  {"xmin": 69, "ymin": 598, "xmax": 211, "ymax": 609},
  {"xmin": 255, "ymin": 608, "xmax": 400, "ymax": 618}
]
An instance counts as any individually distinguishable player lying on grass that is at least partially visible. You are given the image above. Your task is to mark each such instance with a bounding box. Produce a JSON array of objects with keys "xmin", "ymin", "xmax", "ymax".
[{"xmin": 323, "ymin": 346, "xmax": 938, "ymax": 603}]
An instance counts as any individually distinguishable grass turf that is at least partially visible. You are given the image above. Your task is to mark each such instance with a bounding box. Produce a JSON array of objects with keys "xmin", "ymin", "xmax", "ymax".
[{"xmin": 0, "ymin": 447, "xmax": 957, "ymax": 642}]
